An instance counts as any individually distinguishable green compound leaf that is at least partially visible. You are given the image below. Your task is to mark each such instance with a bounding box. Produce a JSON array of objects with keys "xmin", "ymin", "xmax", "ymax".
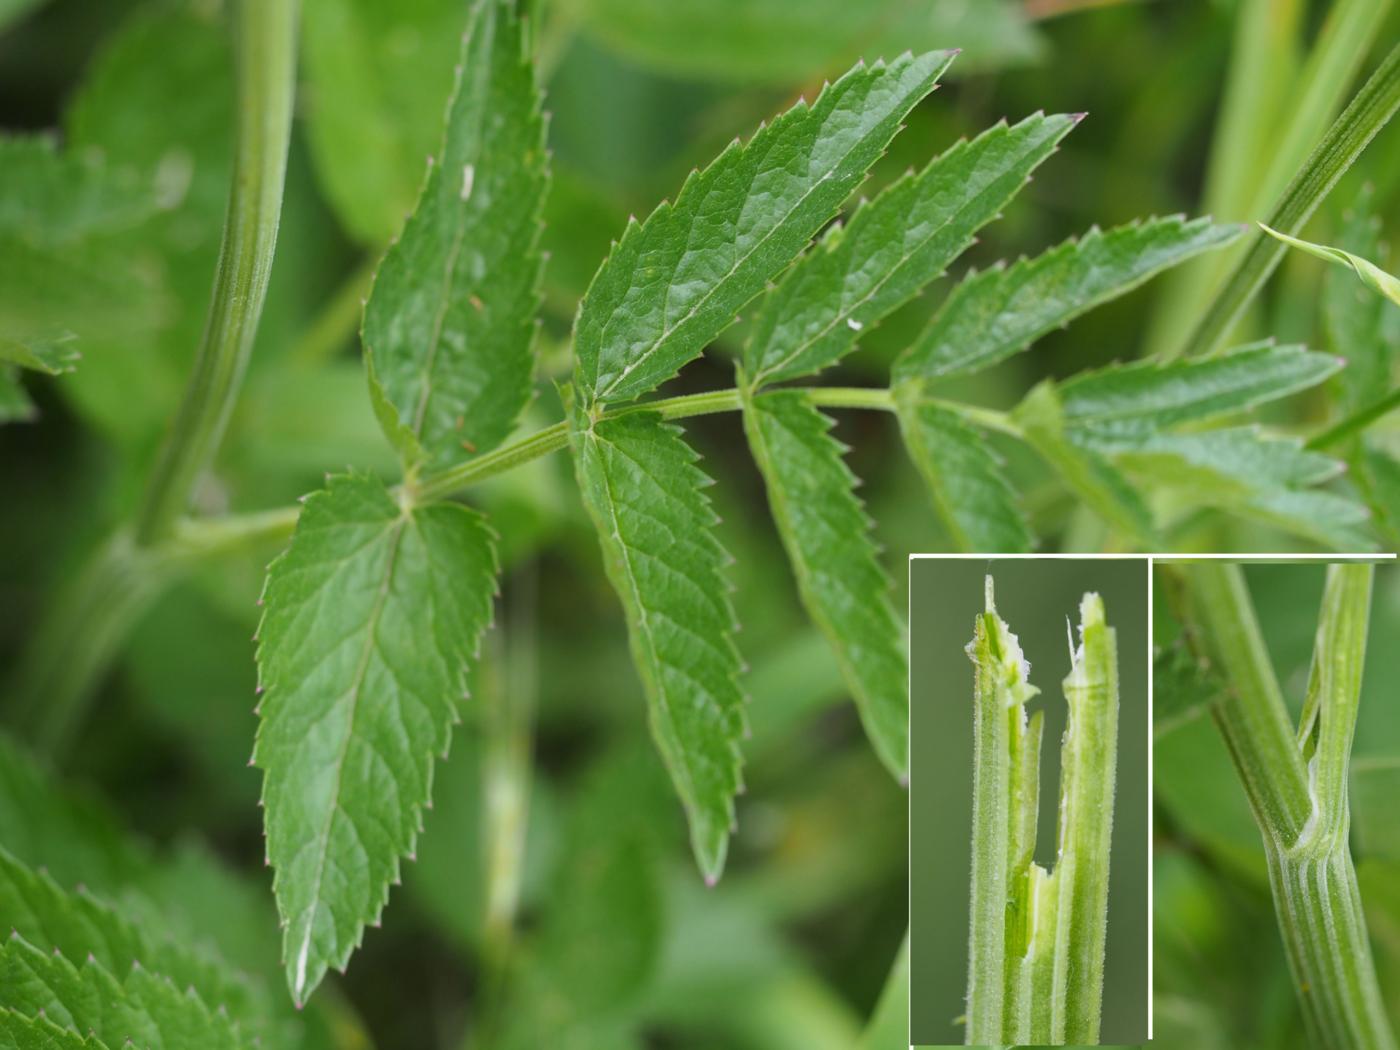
[
  {"xmin": 1014, "ymin": 381, "xmax": 1157, "ymax": 546},
  {"xmin": 743, "ymin": 111, "xmax": 1077, "ymax": 388},
  {"xmin": 568, "ymin": 407, "xmax": 746, "ymax": 882},
  {"xmin": 575, "ymin": 0, "xmax": 1039, "ymax": 85},
  {"xmin": 1261, "ymin": 222, "xmax": 1400, "ymax": 306},
  {"xmin": 1084, "ymin": 427, "xmax": 1372, "ymax": 551},
  {"xmin": 894, "ymin": 216, "xmax": 1241, "ymax": 384},
  {"xmin": 254, "ymin": 474, "xmax": 498, "ymax": 1005},
  {"xmin": 0, "ymin": 848, "xmax": 263, "ymax": 1036},
  {"xmin": 1058, "ymin": 341, "xmax": 1342, "ymax": 430},
  {"xmin": 301, "ymin": 0, "xmax": 467, "ymax": 245},
  {"xmin": 573, "ymin": 50, "xmax": 954, "ymax": 406},
  {"xmin": 741, "ymin": 389, "xmax": 907, "ymax": 779},
  {"xmin": 895, "ymin": 399, "xmax": 1031, "ymax": 552},
  {"xmin": 0, "ymin": 931, "xmax": 246, "ymax": 1050},
  {"xmin": 363, "ymin": 0, "xmax": 546, "ymax": 470}
]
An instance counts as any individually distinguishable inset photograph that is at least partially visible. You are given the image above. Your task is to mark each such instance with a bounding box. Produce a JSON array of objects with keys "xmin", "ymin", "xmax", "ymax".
[
  {"xmin": 909, "ymin": 557, "xmax": 1148, "ymax": 1046},
  {"xmin": 1154, "ymin": 560, "xmax": 1400, "ymax": 1049}
]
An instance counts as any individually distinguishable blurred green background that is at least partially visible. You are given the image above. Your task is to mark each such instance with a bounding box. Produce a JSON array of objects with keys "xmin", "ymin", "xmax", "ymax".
[
  {"xmin": 1154, "ymin": 561, "xmax": 1400, "ymax": 1049},
  {"xmin": 0, "ymin": 0, "xmax": 1396, "ymax": 1047},
  {"xmin": 909, "ymin": 558, "xmax": 1149, "ymax": 1046}
]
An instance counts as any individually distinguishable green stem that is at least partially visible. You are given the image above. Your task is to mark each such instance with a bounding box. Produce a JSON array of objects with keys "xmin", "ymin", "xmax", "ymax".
[
  {"xmin": 134, "ymin": 0, "xmax": 301, "ymax": 542},
  {"xmin": 1181, "ymin": 562, "xmax": 1312, "ymax": 841},
  {"xmin": 964, "ymin": 581, "xmax": 1118, "ymax": 1045},
  {"xmin": 9, "ymin": 0, "xmax": 300, "ymax": 754},
  {"xmin": 1307, "ymin": 387, "xmax": 1400, "ymax": 450},
  {"xmin": 1176, "ymin": 43, "xmax": 1400, "ymax": 360},
  {"xmin": 965, "ymin": 577, "xmax": 1040, "ymax": 1045},
  {"xmin": 1181, "ymin": 562, "xmax": 1396, "ymax": 1050},
  {"xmin": 12, "ymin": 535, "xmax": 173, "ymax": 751},
  {"xmin": 1048, "ymin": 591, "xmax": 1117, "ymax": 1044}
]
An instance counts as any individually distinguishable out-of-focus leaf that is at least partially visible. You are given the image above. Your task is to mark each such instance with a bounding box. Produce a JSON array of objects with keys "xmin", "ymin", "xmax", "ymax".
[
  {"xmin": 1058, "ymin": 341, "xmax": 1340, "ymax": 430},
  {"xmin": 0, "ymin": 0, "xmax": 44, "ymax": 33},
  {"xmin": 0, "ymin": 136, "xmax": 165, "ymax": 397},
  {"xmin": 742, "ymin": 390, "xmax": 906, "ymax": 778},
  {"xmin": 1261, "ymin": 222, "xmax": 1400, "ymax": 305},
  {"xmin": 1153, "ymin": 643, "xmax": 1223, "ymax": 738},
  {"xmin": 857, "ymin": 933, "xmax": 909, "ymax": 1050},
  {"xmin": 1015, "ymin": 381, "xmax": 1157, "ymax": 545},
  {"xmin": 254, "ymin": 474, "xmax": 499, "ymax": 1005},
  {"xmin": 0, "ymin": 732, "xmax": 150, "ymax": 894},
  {"xmin": 573, "ymin": 51, "xmax": 952, "ymax": 406},
  {"xmin": 363, "ymin": 0, "xmax": 546, "ymax": 469},
  {"xmin": 1086, "ymin": 427, "xmax": 1372, "ymax": 551},
  {"xmin": 1352, "ymin": 442, "xmax": 1400, "ymax": 550},
  {"xmin": 1353, "ymin": 758, "xmax": 1400, "ymax": 863},
  {"xmin": 535, "ymin": 750, "xmax": 668, "ymax": 1009},
  {"xmin": 0, "ymin": 368, "xmax": 35, "ymax": 423},
  {"xmin": 0, "ymin": 333, "xmax": 79, "ymax": 375},
  {"xmin": 573, "ymin": 0, "xmax": 1041, "ymax": 84},
  {"xmin": 1154, "ymin": 714, "xmax": 1267, "ymax": 885},
  {"xmin": 300, "ymin": 0, "xmax": 464, "ymax": 244},
  {"xmin": 0, "ymin": 135, "xmax": 159, "ymax": 242},
  {"xmin": 0, "ymin": 734, "xmax": 343, "ymax": 1046},
  {"xmin": 896, "ymin": 400, "xmax": 1031, "ymax": 552},
  {"xmin": 1323, "ymin": 189, "xmax": 1400, "ymax": 412},
  {"xmin": 494, "ymin": 748, "xmax": 670, "ymax": 1050},
  {"xmin": 568, "ymin": 408, "xmax": 745, "ymax": 882},
  {"xmin": 61, "ymin": 1, "xmax": 233, "ymax": 445},
  {"xmin": 743, "ymin": 112, "xmax": 1076, "ymax": 387},
  {"xmin": 894, "ymin": 217, "xmax": 1240, "ymax": 383}
]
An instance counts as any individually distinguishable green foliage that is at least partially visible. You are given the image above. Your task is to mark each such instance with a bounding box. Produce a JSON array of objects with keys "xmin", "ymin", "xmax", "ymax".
[
  {"xmin": 0, "ymin": 134, "xmax": 162, "ymax": 421},
  {"xmin": 1015, "ymin": 381, "xmax": 1158, "ymax": 547},
  {"xmin": 0, "ymin": 849, "xmax": 274, "ymax": 1048},
  {"xmin": 572, "ymin": 0, "xmax": 1040, "ymax": 84},
  {"xmin": 893, "ymin": 216, "xmax": 1241, "ymax": 384},
  {"xmin": 254, "ymin": 474, "xmax": 498, "ymax": 1004},
  {"xmin": 568, "ymin": 408, "xmax": 745, "ymax": 881},
  {"xmin": 895, "ymin": 400, "xmax": 1031, "ymax": 552},
  {"xmin": 741, "ymin": 111, "xmax": 1076, "ymax": 388},
  {"xmin": 573, "ymin": 50, "xmax": 953, "ymax": 406},
  {"xmin": 1092, "ymin": 428, "xmax": 1372, "ymax": 550},
  {"xmin": 0, "ymin": 931, "xmax": 246, "ymax": 1050},
  {"xmin": 57, "ymin": 2, "xmax": 234, "ymax": 446},
  {"xmin": 1323, "ymin": 190, "xmax": 1399, "ymax": 413},
  {"xmin": 300, "ymin": 0, "xmax": 465, "ymax": 245},
  {"xmin": 1262, "ymin": 222, "xmax": 1400, "ymax": 306},
  {"xmin": 1058, "ymin": 342, "xmax": 1342, "ymax": 430},
  {"xmin": 741, "ymin": 389, "xmax": 906, "ymax": 777},
  {"xmin": 5, "ymin": 0, "xmax": 1400, "ymax": 1042},
  {"xmin": 362, "ymin": 0, "xmax": 547, "ymax": 470}
]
